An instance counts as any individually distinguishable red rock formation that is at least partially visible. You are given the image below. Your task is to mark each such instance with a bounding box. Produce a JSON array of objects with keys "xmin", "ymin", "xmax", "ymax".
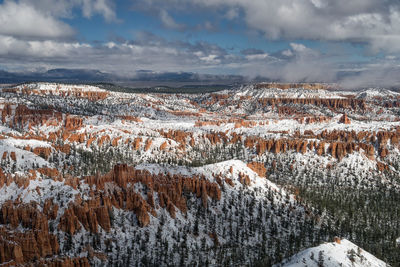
[
  {"xmin": 37, "ymin": 167, "xmax": 60, "ymax": 178},
  {"xmin": 64, "ymin": 115, "xmax": 83, "ymax": 130},
  {"xmin": 118, "ymin": 115, "xmax": 142, "ymax": 122},
  {"xmin": 160, "ymin": 141, "xmax": 168, "ymax": 151},
  {"xmin": 86, "ymin": 136, "xmax": 96, "ymax": 148},
  {"xmin": 58, "ymin": 208, "xmax": 82, "ymax": 235},
  {"xmin": 316, "ymin": 141, "xmax": 325, "ymax": 156},
  {"xmin": 133, "ymin": 137, "xmax": 142, "ymax": 150},
  {"xmin": 54, "ymin": 144, "xmax": 71, "ymax": 154},
  {"xmin": 95, "ymin": 206, "xmax": 111, "ymax": 231},
  {"xmin": 43, "ymin": 199, "xmax": 59, "ymax": 220},
  {"xmin": 300, "ymin": 141, "xmax": 308, "ymax": 154},
  {"xmin": 225, "ymin": 178, "xmax": 234, "ymax": 187},
  {"xmin": 145, "ymin": 139, "xmax": 152, "ymax": 151},
  {"xmin": 32, "ymin": 147, "xmax": 52, "ymax": 159},
  {"xmin": 111, "ymin": 136, "xmax": 122, "ymax": 147},
  {"xmin": 238, "ymin": 173, "xmax": 251, "ymax": 186},
  {"xmin": 365, "ymin": 144, "xmax": 375, "ymax": 160},
  {"xmin": 0, "ymin": 202, "xmax": 60, "ymax": 263},
  {"xmin": 377, "ymin": 161, "xmax": 389, "ymax": 172},
  {"xmin": 247, "ymin": 162, "xmax": 266, "ymax": 177},
  {"xmin": 379, "ymin": 147, "xmax": 388, "ymax": 158},
  {"xmin": 339, "ymin": 114, "xmax": 351, "ymax": 124},
  {"xmin": 95, "ymin": 134, "xmax": 109, "ymax": 146},
  {"xmin": 159, "ymin": 130, "xmax": 191, "ymax": 146},
  {"xmin": 83, "ymin": 164, "xmax": 221, "ymax": 226},
  {"xmin": 6, "ymin": 104, "xmax": 63, "ymax": 130}
]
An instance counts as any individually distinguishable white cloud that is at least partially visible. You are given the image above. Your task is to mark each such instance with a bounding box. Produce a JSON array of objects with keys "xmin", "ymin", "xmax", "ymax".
[
  {"xmin": 245, "ymin": 53, "xmax": 269, "ymax": 61},
  {"xmin": 0, "ymin": 1, "xmax": 74, "ymax": 39},
  {"xmin": 0, "ymin": 35, "xmax": 90, "ymax": 58},
  {"xmin": 282, "ymin": 50, "xmax": 293, "ymax": 57}
]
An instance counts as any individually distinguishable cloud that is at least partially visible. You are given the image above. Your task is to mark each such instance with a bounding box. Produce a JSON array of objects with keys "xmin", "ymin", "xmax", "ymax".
[
  {"xmin": 196, "ymin": 21, "xmax": 218, "ymax": 32},
  {"xmin": 225, "ymin": 7, "xmax": 239, "ymax": 20},
  {"xmin": 0, "ymin": 32, "xmax": 238, "ymax": 75},
  {"xmin": 0, "ymin": 31, "xmax": 359, "ymax": 83},
  {"xmin": 338, "ymin": 59, "xmax": 400, "ymax": 88},
  {"xmin": 241, "ymin": 48, "xmax": 265, "ymax": 55},
  {"xmin": 159, "ymin": 10, "xmax": 186, "ymax": 30},
  {"xmin": 146, "ymin": 0, "xmax": 400, "ymax": 53},
  {"xmin": 81, "ymin": 0, "xmax": 117, "ymax": 22},
  {"xmin": 0, "ymin": 1, "xmax": 75, "ymax": 39},
  {"xmin": 236, "ymin": 42, "xmax": 336, "ymax": 82},
  {"xmin": 13, "ymin": 0, "xmax": 117, "ymax": 22}
]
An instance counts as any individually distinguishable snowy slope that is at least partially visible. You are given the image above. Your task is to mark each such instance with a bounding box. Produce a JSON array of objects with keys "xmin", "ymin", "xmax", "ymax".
[
  {"xmin": 232, "ymin": 84, "xmax": 344, "ymax": 99},
  {"xmin": 356, "ymin": 88, "xmax": 400, "ymax": 99},
  {"xmin": 14, "ymin": 82, "xmax": 108, "ymax": 93},
  {"xmin": 276, "ymin": 239, "xmax": 389, "ymax": 267}
]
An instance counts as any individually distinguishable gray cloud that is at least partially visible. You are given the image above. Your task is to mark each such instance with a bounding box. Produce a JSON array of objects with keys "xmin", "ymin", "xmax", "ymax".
[
  {"xmin": 22, "ymin": 0, "xmax": 117, "ymax": 22},
  {"xmin": 159, "ymin": 10, "xmax": 186, "ymax": 31},
  {"xmin": 339, "ymin": 64, "xmax": 400, "ymax": 89},
  {"xmin": 143, "ymin": 0, "xmax": 400, "ymax": 53},
  {"xmin": 1, "ymin": 0, "xmax": 400, "ymax": 85},
  {"xmin": 0, "ymin": 31, "xmax": 388, "ymax": 85},
  {"xmin": 0, "ymin": 32, "xmax": 238, "ymax": 75},
  {"xmin": 236, "ymin": 42, "xmax": 336, "ymax": 82},
  {"xmin": 241, "ymin": 48, "xmax": 265, "ymax": 55}
]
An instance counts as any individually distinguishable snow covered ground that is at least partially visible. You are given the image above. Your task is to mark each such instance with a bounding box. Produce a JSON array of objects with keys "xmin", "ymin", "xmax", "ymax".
[
  {"xmin": 276, "ymin": 239, "xmax": 388, "ymax": 267},
  {"xmin": 0, "ymin": 82, "xmax": 398, "ymax": 266},
  {"xmin": 232, "ymin": 84, "xmax": 346, "ymax": 99}
]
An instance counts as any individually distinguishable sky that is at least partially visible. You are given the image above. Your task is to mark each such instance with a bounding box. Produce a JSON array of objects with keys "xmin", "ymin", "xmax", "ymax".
[{"xmin": 1, "ymin": 0, "xmax": 400, "ymax": 86}]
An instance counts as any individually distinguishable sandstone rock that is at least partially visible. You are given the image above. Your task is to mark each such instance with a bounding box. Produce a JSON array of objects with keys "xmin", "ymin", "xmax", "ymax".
[
  {"xmin": 10, "ymin": 151, "xmax": 16, "ymax": 161},
  {"xmin": 95, "ymin": 206, "xmax": 111, "ymax": 232},
  {"xmin": 37, "ymin": 167, "xmax": 60, "ymax": 178},
  {"xmin": 379, "ymin": 147, "xmax": 388, "ymax": 158},
  {"xmin": 339, "ymin": 114, "xmax": 351, "ymax": 124},
  {"xmin": 247, "ymin": 162, "xmax": 266, "ymax": 177},
  {"xmin": 64, "ymin": 115, "xmax": 83, "ymax": 130},
  {"xmin": 58, "ymin": 208, "xmax": 81, "ymax": 235},
  {"xmin": 111, "ymin": 136, "xmax": 122, "ymax": 147},
  {"xmin": 377, "ymin": 161, "xmax": 388, "ymax": 172},
  {"xmin": 145, "ymin": 138, "xmax": 153, "ymax": 151},
  {"xmin": 160, "ymin": 141, "xmax": 168, "ymax": 151},
  {"xmin": 133, "ymin": 137, "xmax": 142, "ymax": 150},
  {"xmin": 225, "ymin": 178, "xmax": 234, "ymax": 187},
  {"xmin": 32, "ymin": 147, "xmax": 52, "ymax": 159}
]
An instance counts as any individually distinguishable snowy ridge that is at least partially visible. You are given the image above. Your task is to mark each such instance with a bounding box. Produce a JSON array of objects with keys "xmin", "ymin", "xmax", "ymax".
[
  {"xmin": 356, "ymin": 88, "xmax": 400, "ymax": 99},
  {"xmin": 276, "ymin": 239, "xmax": 388, "ymax": 267},
  {"xmin": 136, "ymin": 159, "xmax": 282, "ymax": 194},
  {"xmin": 13, "ymin": 82, "xmax": 107, "ymax": 92},
  {"xmin": 232, "ymin": 84, "xmax": 345, "ymax": 99}
]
